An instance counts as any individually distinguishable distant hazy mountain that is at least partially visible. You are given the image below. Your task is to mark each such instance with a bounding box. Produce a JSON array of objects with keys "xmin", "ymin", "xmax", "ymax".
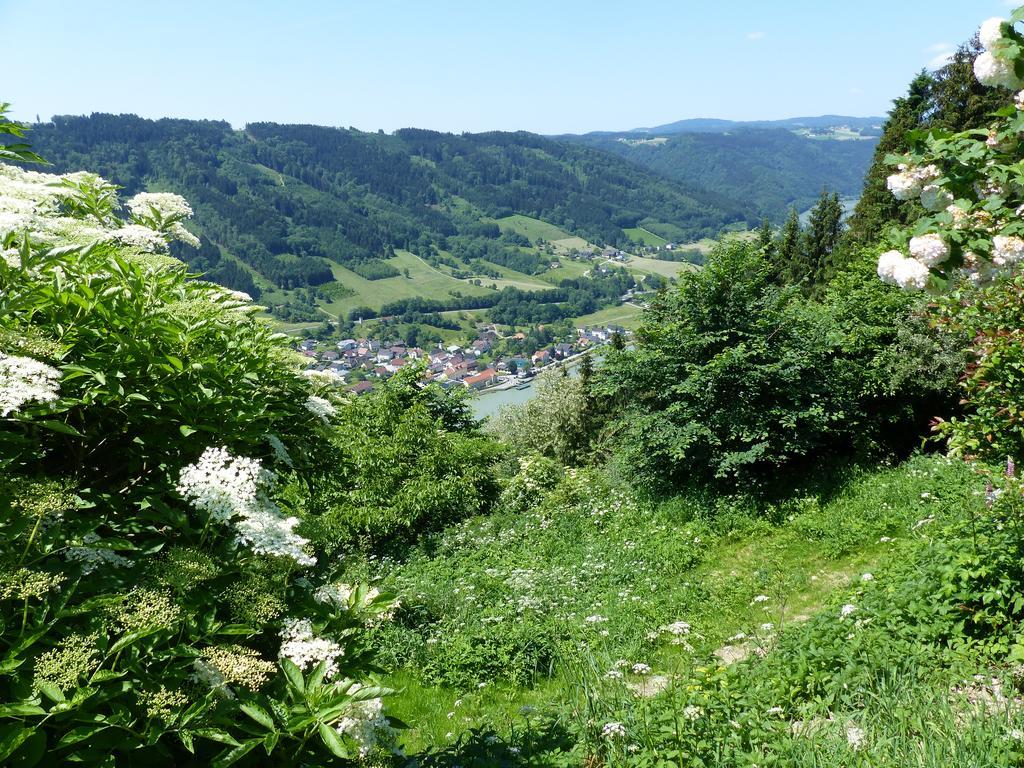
[{"xmin": 627, "ymin": 115, "xmax": 885, "ymax": 136}]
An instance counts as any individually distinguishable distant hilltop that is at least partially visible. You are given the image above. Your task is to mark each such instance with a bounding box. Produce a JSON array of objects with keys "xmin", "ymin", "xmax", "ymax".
[{"xmin": 626, "ymin": 115, "xmax": 885, "ymax": 135}]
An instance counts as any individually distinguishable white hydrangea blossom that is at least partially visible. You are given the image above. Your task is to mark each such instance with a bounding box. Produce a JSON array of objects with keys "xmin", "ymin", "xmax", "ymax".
[
  {"xmin": 304, "ymin": 395, "xmax": 336, "ymax": 423},
  {"xmin": 109, "ymin": 224, "xmax": 168, "ymax": 252},
  {"xmin": 908, "ymin": 234, "xmax": 950, "ymax": 267},
  {"xmin": 980, "ymin": 17, "xmax": 1007, "ymax": 50},
  {"xmin": 975, "ymin": 51, "xmax": 1021, "ymax": 89},
  {"xmin": 885, "ymin": 164, "xmax": 939, "ymax": 201},
  {"xmin": 177, "ymin": 447, "xmax": 315, "ymax": 566},
  {"xmin": 177, "ymin": 446, "xmax": 270, "ymax": 523},
  {"xmin": 335, "ymin": 694, "xmax": 395, "ymax": 757},
  {"xmin": 920, "ymin": 184, "xmax": 953, "ymax": 212},
  {"xmin": 0, "ymin": 354, "xmax": 61, "ymax": 417},
  {"xmin": 0, "ymin": 161, "xmax": 199, "ymax": 252},
  {"xmin": 877, "ymin": 250, "xmax": 930, "ymax": 290},
  {"xmin": 279, "ymin": 618, "xmax": 344, "ymax": 679},
  {"xmin": 992, "ymin": 234, "xmax": 1024, "ymax": 267}
]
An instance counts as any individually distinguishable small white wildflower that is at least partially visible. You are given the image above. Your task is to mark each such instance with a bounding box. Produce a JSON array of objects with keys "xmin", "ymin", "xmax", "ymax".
[
  {"xmin": 279, "ymin": 618, "xmax": 344, "ymax": 680},
  {"xmin": 631, "ymin": 663, "xmax": 651, "ymax": 675},
  {"xmin": 840, "ymin": 604, "xmax": 857, "ymax": 618},
  {"xmin": 683, "ymin": 704, "xmax": 702, "ymax": 720},
  {"xmin": 751, "ymin": 595, "xmax": 770, "ymax": 604},
  {"xmin": 861, "ymin": 573, "xmax": 874, "ymax": 582},
  {"xmin": 601, "ymin": 722, "xmax": 626, "ymax": 739},
  {"xmin": 845, "ymin": 724, "xmax": 866, "ymax": 750}
]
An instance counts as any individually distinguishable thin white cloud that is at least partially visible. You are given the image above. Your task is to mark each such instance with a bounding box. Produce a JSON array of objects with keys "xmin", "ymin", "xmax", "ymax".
[
  {"xmin": 926, "ymin": 42, "xmax": 955, "ymax": 69},
  {"xmin": 746, "ymin": 31, "xmax": 765, "ymax": 40}
]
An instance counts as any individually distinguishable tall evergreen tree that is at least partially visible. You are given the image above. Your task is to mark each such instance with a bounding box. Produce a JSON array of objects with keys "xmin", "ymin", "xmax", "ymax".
[
  {"xmin": 803, "ymin": 189, "xmax": 844, "ymax": 291},
  {"xmin": 775, "ymin": 207, "xmax": 804, "ymax": 284}
]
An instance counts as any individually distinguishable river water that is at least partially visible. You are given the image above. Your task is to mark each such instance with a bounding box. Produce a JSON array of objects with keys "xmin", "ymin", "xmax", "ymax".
[{"xmin": 470, "ymin": 380, "xmax": 538, "ymax": 420}]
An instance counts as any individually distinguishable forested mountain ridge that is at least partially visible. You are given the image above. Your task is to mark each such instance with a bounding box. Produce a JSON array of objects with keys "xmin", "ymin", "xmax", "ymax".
[
  {"xmin": 562, "ymin": 127, "xmax": 878, "ymax": 220},
  {"xmin": 18, "ymin": 113, "xmax": 882, "ymax": 299},
  {"xmin": 20, "ymin": 115, "xmax": 758, "ymax": 295}
]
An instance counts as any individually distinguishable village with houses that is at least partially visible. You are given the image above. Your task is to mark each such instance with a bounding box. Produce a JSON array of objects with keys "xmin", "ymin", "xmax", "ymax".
[{"xmin": 296, "ymin": 322, "xmax": 628, "ymax": 396}]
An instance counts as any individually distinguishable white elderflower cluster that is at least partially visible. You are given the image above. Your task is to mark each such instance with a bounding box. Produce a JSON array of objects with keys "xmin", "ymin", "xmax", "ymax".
[
  {"xmin": 885, "ymin": 163, "xmax": 939, "ymax": 201},
  {"xmin": 0, "ymin": 161, "xmax": 199, "ymax": 252},
  {"xmin": 0, "ymin": 353, "xmax": 61, "ymax": 417},
  {"xmin": 908, "ymin": 234, "xmax": 950, "ymax": 268},
  {"xmin": 336, "ymin": 694, "xmax": 396, "ymax": 757},
  {"xmin": 65, "ymin": 532, "xmax": 134, "ymax": 574},
  {"xmin": 177, "ymin": 446, "xmax": 315, "ymax": 566},
  {"xmin": 877, "ymin": 250, "xmax": 931, "ymax": 290},
  {"xmin": 126, "ymin": 191, "xmax": 193, "ymax": 221},
  {"xmin": 975, "ymin": 17, "xmax": 1023, "ymax": 89},
  {"xmin": 304, "ymin": 395, "xmax": 336, "ymax": 423},
  {"xmin": 109, "ymin": 223, "xmax": 168, "ymax": 252},
  {"xmin": 279, "ymin": 618, "xmax": 345, "ymax": 679},
  {"xmin": 177, "ymin": 446, "xmax": 270, "ymax": 523}
]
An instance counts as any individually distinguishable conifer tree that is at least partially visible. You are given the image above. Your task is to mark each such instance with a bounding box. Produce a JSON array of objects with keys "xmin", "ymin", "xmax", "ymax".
[
  {"xmin": 775, "ymin": 207, "xmax": 803, "ymax": 284},
  {"xmin": 803, "ymin": 189, "xmax": 844, "ymax": 291}
]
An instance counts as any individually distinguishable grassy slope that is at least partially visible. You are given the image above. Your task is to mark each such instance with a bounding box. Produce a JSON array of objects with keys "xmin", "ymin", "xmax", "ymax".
[
  {"xmin": 353, "ymin": 455, "xmax": 984, "ymax": 755},
  {"xmin": 623, "ymin": 227, "xmax": 668, "ymax": 247}
]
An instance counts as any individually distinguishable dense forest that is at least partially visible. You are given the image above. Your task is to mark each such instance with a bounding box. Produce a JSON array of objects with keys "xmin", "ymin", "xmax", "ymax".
[
  {"xmin": 565, "ymin": 128, "xmax": 877, "ymax": 220},
  {"xmin": 18, "ymin": 117, "xmax": 754, "ymax": 295},
  {"xmin": 18, "ymin": 115, "xmax": 880, "ymax": 300}
]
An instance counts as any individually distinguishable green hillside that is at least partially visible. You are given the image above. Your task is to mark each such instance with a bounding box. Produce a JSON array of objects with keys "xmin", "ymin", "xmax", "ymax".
[
  {"xmin": 566, "ymin": 128, "xmax": 877, "ymax": 222},
  {"xmin": 21, "ymin": 116, "xmax": 757, "ymax": 309}
]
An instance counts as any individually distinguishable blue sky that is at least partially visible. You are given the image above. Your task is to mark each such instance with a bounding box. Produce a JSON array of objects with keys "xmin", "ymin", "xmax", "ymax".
[{"xmin": 1, "ymin": 1, "xmax": 1017, "ymax": 134}]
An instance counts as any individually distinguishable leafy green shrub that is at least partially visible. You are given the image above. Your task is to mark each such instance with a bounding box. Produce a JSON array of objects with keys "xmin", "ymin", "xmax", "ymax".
[
  {"xmin": 309, "ymin": 366, "xmax": 502, "ymax": 550},
  {"xmin": 596, "ymin": 240, "xmax": 958, "ymax": 491},
  {"xmin": 0, "ymin": 118, "xmax": 411, "ymax": 765}
]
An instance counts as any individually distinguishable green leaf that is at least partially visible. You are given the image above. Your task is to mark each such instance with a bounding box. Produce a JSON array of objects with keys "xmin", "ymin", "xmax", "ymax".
[
  {"xmin": 108, "ymin": 627, "xmax": 160, "ymax": 655},
  {"xmin": 57, "ymin": 726, "xmax": 108, "ymax": 748},
  {"xmin": 179, "ymin": 425, "xmax": 198, "ymax": 437},
  {"xmin": 0, "ymin": 704, "xmax": 46, "ymax": 717},
  {"xmin": 280, "ymin": 658, "xmax": 304, "ymax": 694},
  {"xmin": 0, "ymin": 725, "xmax": 33, "ymax": 761},
  {"xmin": 36, "ymin": 682, "xmax": 65, "ymax": 703},
  {"xmin": 216, "ymin": 624, "xmax": 258, "ymax": 636},
  {"xmin": 35, "ymin": 420, "xmax": 82, "ymax": 437},
  {"xmin": 239, "ymin": 703, "xmax": 275, "ymax": 730},
  {"xmin": 318, "ymin": 722, "xmax": 348, "ymax": 758},
  {"xmin": 193, "ymin": 728, "xmax": 243, "ymax": 747},
  {"xmin": 262, "ymin": 731, "xmax": 279, "ymax": 755},
  {"xmin": 179, "ymin": 730, "xmax": 195, "ymax": 753},
  {"xmin": 211, "ymin": 740, "xmax": 259, "ymax": 767}
]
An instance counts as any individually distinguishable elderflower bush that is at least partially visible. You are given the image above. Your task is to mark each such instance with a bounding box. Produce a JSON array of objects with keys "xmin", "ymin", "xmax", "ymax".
[{"xmin": 0, "ymin": 108, "xmax": 404, "ymax": 766}]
